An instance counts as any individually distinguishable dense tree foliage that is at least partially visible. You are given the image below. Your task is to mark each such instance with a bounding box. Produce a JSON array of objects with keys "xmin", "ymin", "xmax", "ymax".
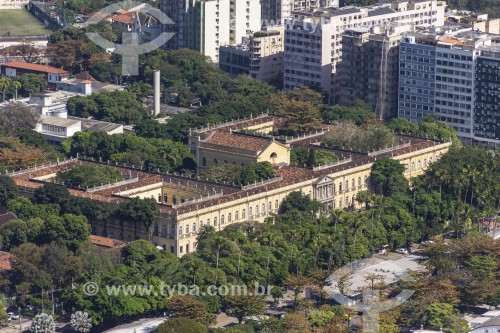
[
  {"xmin": 290, "ymin": 147, "xmax": 338, "ymax": 167},
  {"xmin": 200, "ymin": 162, "xmax": 275, "ymax": 186},
  {"xmin": 156, "ymin": 318, "xmax": 206, "ymax": 333},
  {"xmin": 388, "ymin": 115, "xmax": 459, "ymax": 147},
  {"xmin": 322, "ymin": 99, "xmax": 375, "ymax": 125},
  {"xmin": 322, "ymin": 122, "xmax": 396, "ymax": 152},
  {"xmin": 0, "ymin": 104, "xmax": 39, "ymax": 137},
  {"xmin": 66, "ymin": 91, "xmax": 150, "ymax": 124},
  {"xmin": 61, "ymin": 132, "xmax": 195, "ymax": 173},
  {"xmin": 57, "ymin": 165, "xmax": 123, "ymax": 188}
]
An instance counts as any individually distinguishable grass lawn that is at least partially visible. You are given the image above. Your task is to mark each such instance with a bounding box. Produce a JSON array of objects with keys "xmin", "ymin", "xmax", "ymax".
[{"xmin": 0, "ymin": 10, "xmax": 51, "ymax": 36}]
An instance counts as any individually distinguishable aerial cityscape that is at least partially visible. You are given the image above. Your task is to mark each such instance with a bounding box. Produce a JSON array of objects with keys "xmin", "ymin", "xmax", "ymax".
[{"xmin": 0, "ymin": 0, "xmax": 498, "ymax": 332}]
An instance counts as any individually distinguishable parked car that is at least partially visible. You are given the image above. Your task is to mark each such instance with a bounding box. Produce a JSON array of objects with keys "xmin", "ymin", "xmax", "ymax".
[
  {"xmin": 395, "ymin": 248, "xmax": 408, "ymax": 255},
  {"xmin": 7, "ymin": 312, "xmax": 19, "ymax": 320}
]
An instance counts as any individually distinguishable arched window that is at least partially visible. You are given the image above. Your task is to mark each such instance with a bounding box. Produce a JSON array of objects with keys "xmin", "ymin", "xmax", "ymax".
[
  {"xmin": 346, "ymin": 180, "xmax": 349, "ymax": 191},
  {"xmin": 262, "ymin": 204, "xmax": 266, "ymax": 215},
  {"xmin": 249, "ymin": 207, "xmax": 253, "ymax": 217},
  {"xmin": 154, "ymin": 223, "xmax": 159, "ymax": 235},
  {"xmin": 202, "ymin": 157, "xmax": 206, "ymax": 166},
  {"xmin": 185, "ymin": 225, "xmax": 189, "ymax": 234},
  {"xmin": 235, "ymin": 211, "xmax": 239, "ymax": 220},
  {"xmin": 200, "ymin": 221, "xmax": 203, "ymax": 227},
  {"xmin": 170, "ymin": 224, "xmax": 175, "ymax": 235},
  {"xmin": 181, "ymin": 197, "xmax": 185, "ymax": 203},
  {"xmin": 364, "ymin": 175, "xmax": 368, "ymax": 185},
  {"xmin": 411, "ymin": 162, "xmax": 415, "ymax": 171},
  {"xmin": 164, "ymin": 194, "xmax": 168, "ymax": 203},
  {"xmin": 345, "ymin": 196, "xmax": 349, "ymax": 205},
  {"xmin": 275, "ymin": 200, "xmax": 279, "ymax": 210},
  {"xmin": 417, "ymin": 160, "xmax": 421, "ymax": 170},
  {"xmin": 214, "ymin": 217, "xmax": 218, "ymax": 226},
  {"xmin": 221, "ymin": 215, "xmax": 225, "ymax": 225},
  {"xmin": 358, "ymin": 177, "xmax": 361, "ymax": 187},
  {"xmin": 242, "ymin": 209, "xmax": 246, "ymax": 218},
  {"xmin": 424, "ymin": 159, "xmax": 427, "ymax": 168},
  {"xmin": 339, "ymin": 183, "xmax": 343, "ymax": 193},
  {"xmin": 270, "ymin": 152, "xmax": 277, "ymax": 159},
  {"xmin": 429, "ymin": 157, "xmax": 433, "ymax": 163},
  {"xmin": 268, "ymin": 202, "xmax": 272, "ymax": 212},
  {"xmin": 193, "ymin": 223, "xmax": 197, "ymax": 232},
  {"xmin": 172, "ymin": 195, "xmax": 177, "ymax": 205},
  {"xmin": 228, "ymin": 213, "xmax": 232, "ymax": 222},
  {"xmin": 207, "ymin": 218, "xmax": 210, "ymax": 226},
  {"xmin": 162, "ymin": 224, "xmax": 167, "ymax": 235},
  {"xmin": 178, "ymin": 226, "xmax": 182, "ymax": 236},
  {"xmin": 255, "ymin": 205, "xmax": 259, "ymax": 216},
  {"xmin": 351, "ymin": 179, "xmax": 355, "ymax": 189}
]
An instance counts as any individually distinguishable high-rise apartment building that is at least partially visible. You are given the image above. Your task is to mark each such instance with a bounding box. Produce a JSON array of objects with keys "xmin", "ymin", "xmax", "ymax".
[
  {"xmin": 261, "ymin": 0, "xmax": 339, "ymax": 26},
  {"xmin": 220, "ymin": 25, "xmax": 285, "ymax": 83},
  {"xmin": 161, "ymin": 0, "xmax": 261, "ymax": 62},
  {"xmin": 187, "ymin": 0, "xmax": 230, "ymax": 61},
  {"xmin": 339, "ymin": 27, "xmax": 402, "ymax": 119},
  {"xmin": 230, "ymin": 0, "xmax": 262, "ymax": 44},
  {"xmin": 398, "ymin": 28, "xmax": 500, "ymax": 145},
  {"xmin": 283, "ymin": 0, "xmax": 445, "ymax": 102},
  {"xmin": 474, "ymin": 48, "xmax": 500, "ymax": 147}
]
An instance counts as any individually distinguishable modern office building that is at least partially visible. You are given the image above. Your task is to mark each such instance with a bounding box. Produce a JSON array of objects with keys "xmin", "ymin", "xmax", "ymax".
[
  {"xmin": 398, "ymin": 28, "xmax": 500, "ymax": 145},
  {"xmin": 283, "ymin": 0, "xmax": 446, "ymax": 102},
  {"xmin": 339, "ymin": 27, "xmax": 402, "ymax": 119},
  {"xmin": 219, "ymin": 40, "xmax": 251, "ymax": 76}
]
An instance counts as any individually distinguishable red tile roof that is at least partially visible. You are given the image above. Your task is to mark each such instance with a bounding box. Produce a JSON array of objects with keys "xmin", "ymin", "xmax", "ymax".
[
  {"xmin": 2, "ymin": 61, "xmax": 69, "ymax": 75},
  {"xmin": 111, "ymin": 13, "xmax": 134, "ymax": 25},
  {"xmin": 74, "ymin": 71, "xmax": 96, "ymax": 81},
  {"xmin": 203, "ymin": 131, "xmax": 272, "ymax": 152},
  {"xmin": 90, "ymin": 235, "xmax": 127, "ymax": 249},
  {"xmin": 0, "ymin": 251, "xmax": 13, "ymax": 271}
]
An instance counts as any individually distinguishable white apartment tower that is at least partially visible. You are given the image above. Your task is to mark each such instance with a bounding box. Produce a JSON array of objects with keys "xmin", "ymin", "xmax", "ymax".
[
  {"xmin": 261, "ymin": 0, "xmax": 339, "ymax": 26},
  {"xmin": 161, "ymin": 0, "xmax": 261, "ymax": 62},
  {"xmin": 230, "ymin": 0, "xmax": 262, "ymax": 44},
  {"xmin": 283, "ymin": 0, "xmax": 446, "ymax": 102}
]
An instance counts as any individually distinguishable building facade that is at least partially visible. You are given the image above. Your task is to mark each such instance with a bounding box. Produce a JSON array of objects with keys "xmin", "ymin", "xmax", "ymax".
[
  {"xmin": 339, "ymin": 27, "xmax": 401, "ymax": 119},
  {"xmin": 161, "ymin": 0, "xmax": 261, "ymax": 62},
  {"xmin": 219, "ymin": 26, "xmax": 284, "ymax": 82},
  {"xmin": 473, "ymin": 49, "xmax": 500, "ymax": 147},
  {"xmin": 1, "ymin": 61, "xmax": 69, "ymax": 86},
  {"xmin": 398, "ymin": 28, "xmax": 500, "ymax": 145},
  {"xmin": 284, "ymin": 0, "xmax": 446, "ymax": 102},
  {"xmin": 12, "ymin": 115, "xmax": 451, "ymax": 257}
]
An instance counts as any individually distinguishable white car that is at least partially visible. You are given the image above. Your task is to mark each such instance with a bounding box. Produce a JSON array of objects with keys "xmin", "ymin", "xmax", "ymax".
[
  {"xmin": 395, "ymin": 248, "xmax": 408, "ymax": 255},
  {"xmin": 7, "ymin": 312, "xmax": 19, "ymax": 320}
]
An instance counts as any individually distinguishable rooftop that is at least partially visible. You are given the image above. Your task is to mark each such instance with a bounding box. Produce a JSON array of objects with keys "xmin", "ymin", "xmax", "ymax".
[
  {"xmin": 10, "ymin": 116, "xmax": 450, "ymax": 217},
  {"xmin": 89, "ymin": 235, "xmax": 128, "ymax": 249},
  {"xmin": 39, "ymin": 115, "xmax": 81, "ymax": 127},
  {"xmin": 67, "ymin": 116, "xmax": 123, "ymax": 133},
  {"xmin": 202, "ymin": 131, "xmax": 273, "ymax": 152},
  {"xmin": 110, "ymin": 13, "xmax": 134, "ymax": 25},
  {"xmin": 1, "ymin": 61, "xmax": 69, "ymax": 75}
]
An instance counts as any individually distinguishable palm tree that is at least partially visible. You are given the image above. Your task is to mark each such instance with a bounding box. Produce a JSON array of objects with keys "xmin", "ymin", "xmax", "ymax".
[
  {"xmin": 13, "ymin": 80, "xmax": 21, "ymax": 100},
  {"xmin": 0, "ymin": 77, "xmax": 11, "ymax": 102}
]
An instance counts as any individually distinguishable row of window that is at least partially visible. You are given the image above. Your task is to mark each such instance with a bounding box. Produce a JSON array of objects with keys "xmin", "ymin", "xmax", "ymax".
[
  {"xmin": 153, "ymin": 200, "xmax": 283, "ymax": 239},
  {"xmin": 316, "ymin": 176, "xmax": 368, "ymax": 199}
]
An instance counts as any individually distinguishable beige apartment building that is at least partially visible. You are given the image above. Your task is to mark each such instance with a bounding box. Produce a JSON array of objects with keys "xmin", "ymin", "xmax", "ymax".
[
  {"xmin": 219, "ymin": 25, "xmax": 285, "ymax": 83},
  {"xmin": 11, "ymin": 115, "xmax": 451, "ymax": 257}
]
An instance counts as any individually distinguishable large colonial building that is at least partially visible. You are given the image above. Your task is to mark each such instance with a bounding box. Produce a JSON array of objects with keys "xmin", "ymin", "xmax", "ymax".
[{"xmin": 10, "ymin": 115, "xmax": 451, "ymax": 257}]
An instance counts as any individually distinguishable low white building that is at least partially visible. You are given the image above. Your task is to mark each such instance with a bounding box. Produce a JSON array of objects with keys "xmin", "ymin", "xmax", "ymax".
[
  {"xmin": 468, "ymin": 311, "xmax": 500, "ymax": 333},
  {"xmin": 36, "ymin": 116, "xmax": 81, "ymax": 143}
]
